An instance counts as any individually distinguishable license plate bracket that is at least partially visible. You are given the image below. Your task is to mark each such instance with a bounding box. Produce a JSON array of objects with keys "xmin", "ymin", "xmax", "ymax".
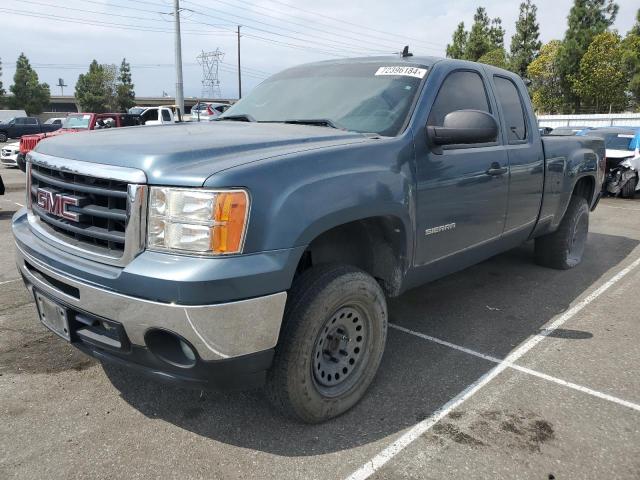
[{"xmin": 34, "ymin": 291, "xmax": 71, "ymax": 341}]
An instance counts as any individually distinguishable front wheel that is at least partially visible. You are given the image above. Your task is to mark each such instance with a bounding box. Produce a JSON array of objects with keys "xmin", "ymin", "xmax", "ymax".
[
  {"xmin": 621, "ymin": 175, "xmax": 637, "ymax": 199},
  {"xmin": 535, "ymin": 195, "xmax": 589, "ymax": 270},
  {"xmin": 266, "ymin": 264, "xmax": 387, "ymax": 423},
  {"xmin": 0, "ymin": 132, "xmax": 7, "ymax": 143}
]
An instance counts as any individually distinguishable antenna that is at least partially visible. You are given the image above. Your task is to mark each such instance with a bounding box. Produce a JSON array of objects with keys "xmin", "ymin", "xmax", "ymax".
[
  {"xmin": 57, "ymin": 78, "xmax": 68, "ymax": 96},
  {"xmin": 401, "ymin": 46, "xmax": 413, "ymax": 58},
  {"xmin": 196, "ymin": 48, "xmax": 224, "ymax": 99}
]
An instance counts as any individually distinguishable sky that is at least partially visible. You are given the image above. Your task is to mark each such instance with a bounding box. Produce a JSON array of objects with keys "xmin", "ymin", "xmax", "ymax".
[{"xmin": 1, "ymin": 0, "xmax": 638, "ymax": 100}]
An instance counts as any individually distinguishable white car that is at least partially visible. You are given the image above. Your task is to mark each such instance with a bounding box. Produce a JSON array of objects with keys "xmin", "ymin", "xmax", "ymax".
[
  {"xmin": 190, "ymin": 102, "xmax": 230, "ymax": 121},
  {"xmin": 1, "ymin": 142, "xmax": 20, "ymax": 167},
  {"xmin": 44, "ymin": 117, "xmax": 65, "ymax": 126}
]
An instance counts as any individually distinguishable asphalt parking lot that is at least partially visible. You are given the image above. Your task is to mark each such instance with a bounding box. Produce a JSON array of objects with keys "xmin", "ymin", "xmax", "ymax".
[{"xmin": 1, "ymin": 179, "xmax": 639, "ymax": 479}]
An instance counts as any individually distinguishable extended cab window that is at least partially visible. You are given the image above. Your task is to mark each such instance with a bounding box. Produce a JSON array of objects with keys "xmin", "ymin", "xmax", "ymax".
[
  {"xmin": 428, "ymin": 71, "xmax": 491, "ymax": 127},
  {"xmin": 494, "ymin": 76, "xmax": 527, "ymax": 143},
  {"xmin": 162, "ymin": 109, "xmax": 172, "ymax": 122}
]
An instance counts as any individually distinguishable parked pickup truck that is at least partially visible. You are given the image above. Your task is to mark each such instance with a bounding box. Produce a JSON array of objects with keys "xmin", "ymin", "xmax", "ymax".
[
  {"xmin": 0, "ymin": 116, "xmax": 61, "ymax": 142},
  {"xmin": 17, "ymin": 113, "xmax": 141, "ymax": 170},
  {"xmin": 12, "ymin": 56, "xmax": 604, "ymax": 423}
]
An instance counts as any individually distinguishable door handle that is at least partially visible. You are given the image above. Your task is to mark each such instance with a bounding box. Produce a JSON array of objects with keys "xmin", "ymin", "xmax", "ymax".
[{"xmin": 486, "ymin": 163, "xmax": 508, "ymax": 176}]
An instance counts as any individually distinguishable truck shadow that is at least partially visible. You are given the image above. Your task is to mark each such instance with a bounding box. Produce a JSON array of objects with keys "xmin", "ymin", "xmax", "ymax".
[{"xmin": 104, "ymin": 232, "xmax": 638, "ymax": 457}]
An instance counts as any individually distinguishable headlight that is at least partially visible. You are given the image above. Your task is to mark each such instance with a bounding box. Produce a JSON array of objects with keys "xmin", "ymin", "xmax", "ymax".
[{"xmin": 147, "ymin": 187, "xmax": 249, "ymax": 255}]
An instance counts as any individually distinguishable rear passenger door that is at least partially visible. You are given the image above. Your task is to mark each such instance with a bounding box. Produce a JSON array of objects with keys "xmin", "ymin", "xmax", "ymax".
[
  {"xmin": 24, "ymin": 117, "xmax": 41, "ymax": 135},
  {"xmin": 491, "ymin": 75, "xmax": 544, "ymax": 238},
  {"xmin": 414, "ymin": 68, "xmax": 509, "ymax": 266}
]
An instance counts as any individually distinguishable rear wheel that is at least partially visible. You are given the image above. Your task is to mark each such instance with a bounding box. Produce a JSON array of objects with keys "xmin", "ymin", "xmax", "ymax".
[
  {"xmin": 0, "ymin": 132, "xmax": 7, "ymax": 143},
  {"xmin": 266, "ymin": 264, "xmax": 387, "ymax": 423},
  {"xmin": 535, "ymin": 195, "xmax": 589, "ymax": 270},
  {"xmin": 621, "ymin": 175, "xmax": 637, "ymax": 199}
]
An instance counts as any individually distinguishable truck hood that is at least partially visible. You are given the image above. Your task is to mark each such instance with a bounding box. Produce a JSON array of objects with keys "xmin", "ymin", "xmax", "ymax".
[{"xmin": 33, "ymin": 121, "xmax": 368, "ymax": 185}]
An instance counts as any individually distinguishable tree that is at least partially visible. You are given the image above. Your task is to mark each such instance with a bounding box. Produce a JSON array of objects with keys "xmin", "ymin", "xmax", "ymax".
[
  {"xmin": 464, "ymin": 7, "xmax": 505, "ymax": 61},
  {"xmin": 572, "ymin": 31, "xmax": 627, "ymax": 112},
  {"xmin": 116, "ymin": 58, "xmax": 135, "ymax": 112},
  {"xmin": 75, "ymin": 60, "xmax": 112, "ymax": 112},
  {"xmin": 622, "ymin": 10, "xmax": 640, "ymax": 109},
  {"xmin": 527, "ymin": 40, "xmax": 564, "ymax": 113},
  {"xmin": 478, "ymin": 48, "xmax": 509, "ymax": 69},
  {"xmin": 510, "ymin": 0, "xmax": 542, "ymax": 80},
  {"xmin": 558, "ymin": 0, "xmax": 619, "ymax": 112},
  {"xmin": 9, "ymin": 53, "xmax": 50, "ymax": 115},
  {"xmin": 446, "ymin": 22, "xmax": 468, "ymax": 59},
  {"xmin": 489, "ymin": 18, "xmax": 505, "ymax": 49}
]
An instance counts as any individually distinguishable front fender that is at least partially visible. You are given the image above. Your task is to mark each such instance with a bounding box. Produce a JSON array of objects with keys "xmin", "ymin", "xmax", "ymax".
[{"xmin": 204, "ymin": 136, "xmax": 416, "ymax": 262}]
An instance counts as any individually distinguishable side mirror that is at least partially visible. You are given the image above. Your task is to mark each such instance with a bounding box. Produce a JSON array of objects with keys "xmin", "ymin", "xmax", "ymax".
[{"xmin": 427, "ymin": 110, "xmax": 498, "ymax": 146}]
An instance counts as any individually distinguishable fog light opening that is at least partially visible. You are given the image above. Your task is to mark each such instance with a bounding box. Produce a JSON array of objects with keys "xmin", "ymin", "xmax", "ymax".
[{"xmin": 144, "ymin": 329, "xmax": 198, "ymax": 368}]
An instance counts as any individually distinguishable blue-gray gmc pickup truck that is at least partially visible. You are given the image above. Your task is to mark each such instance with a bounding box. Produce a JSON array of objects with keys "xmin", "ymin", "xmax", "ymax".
[{"xmin": 12, "ymin": 56, "xmax": 604, "ymax": 423}]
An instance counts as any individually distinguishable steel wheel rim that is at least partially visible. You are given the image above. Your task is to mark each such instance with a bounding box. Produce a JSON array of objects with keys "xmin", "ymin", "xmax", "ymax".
[
  {"xmin": 311, "ymin": 304, "xmax": 371, "ymax": 397},
  {"xmin": 567, "ymin": 210, "xmax": 588, "ymax": 266}
]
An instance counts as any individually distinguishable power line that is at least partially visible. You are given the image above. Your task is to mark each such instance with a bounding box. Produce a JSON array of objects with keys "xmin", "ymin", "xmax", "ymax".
[
  {"xmin": 185, "ymin": 0, "xmax": 443, "ymax": 53},
  {"xmin": 0, "ymin": 7, "xmax": 234, "ymax": 35},
  {"xmin": 182, "ymin": 2, "xmax": 395, "ymax": 57},
  {"xmin": 14, "ymin": 0, "xmax": 174, "ymax": 24},
  {"xmin": 265, "ymin": 0, "xmax": 446, "ymax": 50}
]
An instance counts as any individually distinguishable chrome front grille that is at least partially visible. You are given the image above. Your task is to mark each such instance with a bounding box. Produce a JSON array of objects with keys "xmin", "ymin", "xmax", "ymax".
[{"xmin": 26, "ymin": 152, "xmax": 148, "ymax": 267}]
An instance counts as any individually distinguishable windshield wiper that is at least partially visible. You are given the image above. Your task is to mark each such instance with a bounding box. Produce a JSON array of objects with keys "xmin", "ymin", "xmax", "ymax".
[
  {"xmin": 281, "ymin": 119, "xmax": 340, "ymax": 129},
  {"xmin": 217, "ymin": 114, "xmax": 257, "ymax": 122}
]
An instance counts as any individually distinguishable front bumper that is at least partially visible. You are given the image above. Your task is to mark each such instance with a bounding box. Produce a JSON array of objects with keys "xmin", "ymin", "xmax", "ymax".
[
  {"xmin": 1, "ymin": 153, "xmax": 18, "ymax": 166},
  {"xmin": 16, "ymin": 241, "xmax": 287, "ymax": 361}
]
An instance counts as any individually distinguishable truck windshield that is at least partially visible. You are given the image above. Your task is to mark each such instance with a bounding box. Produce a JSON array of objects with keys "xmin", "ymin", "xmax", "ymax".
[
  {"xmin": 220, "ymin": 63, "xmax": 427, "ymax": 136},
  {"xmin": 63, "ymin": 115, "xmax": 91, "ymax": 129}
]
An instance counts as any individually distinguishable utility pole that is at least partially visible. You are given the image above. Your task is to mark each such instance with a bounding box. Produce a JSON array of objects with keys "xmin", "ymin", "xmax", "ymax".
[
  {"xmin": 174, "ymin": 0, "xmax": 185, "ymax": 117},
  {"xmin": 237, "ymin": 25, "xmax": 242, "ymax": 99}
]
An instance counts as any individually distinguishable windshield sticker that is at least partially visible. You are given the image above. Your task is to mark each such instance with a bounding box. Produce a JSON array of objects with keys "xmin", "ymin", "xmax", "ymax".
[
  {"xmin": 83, "ymin": 115, "xmax": 91, "ymax": 119},
  {"xmin": 375, "ymin": 66, "xmax": 427, "ymax": 78},
  {"xmin": 618, "ymin": 134, "xmax": 634, "ymax": 138}
]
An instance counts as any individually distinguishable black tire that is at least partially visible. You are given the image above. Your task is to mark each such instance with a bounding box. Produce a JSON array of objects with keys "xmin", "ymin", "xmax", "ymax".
[
  {"xmin": 535, "ymin": 195, "xmax": 589, "ymax": 270},
  {"xmin": 0, "ymin": 132, "xmax": 7, "ymax": 143},
  {"xmin": 266, "ymin": 264, "xmax": 387, "ymax": 423},
  {"xmin": 621, "ymin": 175, "xmax": 637, "ymax": 199}
]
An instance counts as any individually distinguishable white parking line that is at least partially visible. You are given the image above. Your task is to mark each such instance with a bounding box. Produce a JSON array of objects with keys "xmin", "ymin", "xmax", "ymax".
[
  {"xmin": 599, "ymin": 204, "xmax": 640, "ymax": 212},
  {"xmin": 0, "ymin": 279, "xmax": 20, "ymax": 286},
  {"xmin": 0, "ymin": 198, "xmax": 23, "ymax": 207},
  {"xmin": 345, "ymin": 255, "xmax": 640, "ymax": 480},
  {"xmin": 390, "ymin": 324, "xmax": 640, "ymax": 413}
]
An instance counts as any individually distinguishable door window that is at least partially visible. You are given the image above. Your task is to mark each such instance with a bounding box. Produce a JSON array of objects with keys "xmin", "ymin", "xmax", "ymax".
[
  {"xmin": 428, "ymin": 71, "xmax": 491, "ymax": 127},
  {"xmin": 493, "ymin": 76, "xmax": 527, "ymax": 143}
]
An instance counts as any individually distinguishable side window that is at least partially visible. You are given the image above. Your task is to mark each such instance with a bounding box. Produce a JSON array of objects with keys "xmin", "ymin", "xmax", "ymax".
[
  {"xmin": 15, "ymin": 118, "xmax": 26, "ymax": 125},
  {"xmin": 27, "ymin": 118, "xmax": 38, "ymax": 125},
  {"xmin": 143, "ymin": 109, "xmax": 159, "ymax": 122},
  {"xmin": 428, "ymin": 71, "xmax": 491, "ymax": 127},
  {"xmin": 494, "ymin": 76, "xmax": 527, "ymax": 143},
  {"xmin": 162, "ymin": 109, "xmax": 172, "ymax": 122}
]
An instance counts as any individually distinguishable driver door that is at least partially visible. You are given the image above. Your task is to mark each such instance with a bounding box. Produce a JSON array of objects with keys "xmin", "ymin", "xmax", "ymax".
[{"xmin": 414, "ymin": 69, "xmax": 509, "ymax": 266}]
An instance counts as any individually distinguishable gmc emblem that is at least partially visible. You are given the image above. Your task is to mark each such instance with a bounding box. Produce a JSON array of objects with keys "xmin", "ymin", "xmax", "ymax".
[{"xmin": 36, "ymin": 188, "xmax": 84, "ymax": 222}]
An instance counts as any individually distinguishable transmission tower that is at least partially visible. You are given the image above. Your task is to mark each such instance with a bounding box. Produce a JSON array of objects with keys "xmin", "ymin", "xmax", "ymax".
[{"xmin": 196, "ymin": 49, "xmax": 224, "ymax": 99}]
